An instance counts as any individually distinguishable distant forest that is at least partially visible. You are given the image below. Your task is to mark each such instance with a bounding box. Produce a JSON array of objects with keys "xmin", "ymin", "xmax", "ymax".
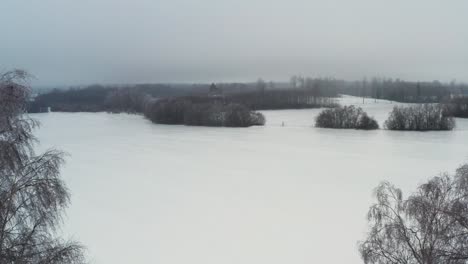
[
  {"xmin": 28, "ymin": 78, "xmax": 342, "ymax": 113},
  {"xmin": 28, "ymin": 76, "xmax": 468, "ymax": 120},
  {"xmin": 340, "ymin": 77, "xmax": 468, "ymax": 103}
]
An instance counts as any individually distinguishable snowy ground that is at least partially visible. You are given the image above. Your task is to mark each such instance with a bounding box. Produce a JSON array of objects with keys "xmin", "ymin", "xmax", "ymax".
[{"xmin": 33, "ymin": 96, "xmax": 468, "ymax": 264}]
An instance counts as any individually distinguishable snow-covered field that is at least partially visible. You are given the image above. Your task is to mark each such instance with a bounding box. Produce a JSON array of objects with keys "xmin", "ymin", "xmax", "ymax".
[{"xmin": 33, "ymin": 97, "xmax": 468, "ymax": 264}]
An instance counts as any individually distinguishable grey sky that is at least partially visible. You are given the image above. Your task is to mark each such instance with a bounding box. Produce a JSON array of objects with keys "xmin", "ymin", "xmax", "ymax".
[{"xmin": 1, "ymin": 0, "xmax": 467, "ymax": 86}]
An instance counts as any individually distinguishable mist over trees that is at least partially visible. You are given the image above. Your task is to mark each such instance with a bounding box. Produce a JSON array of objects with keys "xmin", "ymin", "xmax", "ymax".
[
  {"xmin": 384, "ymin": 104, "xmax": 455, "ymax": 131},
  {"xmin": 315, "ymin": 106, "xmax": 379, "ymax": 130},
  {"xmin": 0, "ymin": 70, "xmax": 86, "ymax": 263},
  {"xmin": 359, "ymin": 163, "xmax": 468, "ymax": 264}
]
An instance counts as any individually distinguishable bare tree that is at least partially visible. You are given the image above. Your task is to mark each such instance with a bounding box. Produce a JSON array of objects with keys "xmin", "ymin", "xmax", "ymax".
[
  {"xmin": 256, "ymin": 78, "xmax": 266, "ymax": 94},
  {"xmin": 359, "ymin": 164, "xmax": 468, "ymax": 264},
  {"xmin": 268, "ymin": 81, "xmax": 275, "ymax": 90},
  {"xmin": 0, "ymin": 70, "xmax": 86, "ymax": 264},
  {"xmin": 290, "ymin": 75, "xmax": 298, "ymax": 89}
]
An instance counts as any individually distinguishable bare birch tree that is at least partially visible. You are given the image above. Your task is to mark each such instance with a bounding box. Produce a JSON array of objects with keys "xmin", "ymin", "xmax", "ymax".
[
  {"xmin": 359, "ymin": 164, "xmax": 468, "ymax": 264},
  {"xmin": 0, "ymin": 70, "xmax": 86, "ymax": 264}
]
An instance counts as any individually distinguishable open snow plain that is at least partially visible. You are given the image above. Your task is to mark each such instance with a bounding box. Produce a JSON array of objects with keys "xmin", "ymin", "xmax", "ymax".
[{"xmin": 33, "ymin": 96, "xmax": 468, "ymax": 264}]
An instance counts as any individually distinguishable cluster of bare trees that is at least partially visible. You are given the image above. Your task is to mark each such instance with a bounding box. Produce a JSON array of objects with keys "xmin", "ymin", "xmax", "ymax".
[
  {"xmin": 384, "ymin": 104, "xmax": 455, "ymax": 131},
  {"xmin": 314, "ymin": 103, "xmax": 457, "ymax": 131},
  {"xmin": 0, "ymin": 70, "xmax": 86, "ymax": 263},
  {"xmin": 315, "ymin": 106, "xmax": 379, "ymax": 130},
  {"xmin": 143, "ymin": 97, "xmax": 265, "ymax": 127},
  {"xmin": 360, "ymin": 163, "xmax": 468, "ymax": 263}
]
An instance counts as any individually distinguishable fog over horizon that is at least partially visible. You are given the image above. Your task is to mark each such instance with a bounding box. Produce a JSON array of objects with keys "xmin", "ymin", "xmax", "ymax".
[{"xmin": 2, "ymin": 0, "xmax": 467, "ymax": 86}]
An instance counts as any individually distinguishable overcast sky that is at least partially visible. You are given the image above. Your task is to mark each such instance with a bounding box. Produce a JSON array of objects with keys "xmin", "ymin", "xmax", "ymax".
[{"xmin": 1, "ymin": 0, "xmax": 467, "ymax": 86}]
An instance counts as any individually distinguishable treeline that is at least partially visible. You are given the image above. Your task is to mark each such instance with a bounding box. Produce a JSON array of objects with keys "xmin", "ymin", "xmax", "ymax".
[
  {"xmin": 28, "ymin": 84, "xmax": 207, "ymax": 113},
  {"xmin": 28, "ymin": 76, "xmax": 468, "ymax": 114},
  {"xmin": 446, "ymin": 97, "xmax": 468, "ymax": 118},
  {"xmin": 28, "ymin": 79, "xmax": 340, "ymax": 113},
  {"xmin": 28, "ymin": 85, "xmax": 113, "ymax": 112},
  {"xmin": 104, "ymin": 87, "xmax": 149, "ymax": 113},
  {"xmin": 288, "ymin": 75, "xmax": 468, "ymax": 103},
  {"xmin": 339, "ymin": 78, "xmax": 468, "ymax": 103},
  {"xmin": 30, "ymin": 85, "xmax": 265, "ymax": 127},
  {"xmin": 95, "ymin": 87, "xmax": 266, "ymax": 127},
  {"xmin": 229, "ymin": 79, "xmax": 338, "ymax": 110},
  {"xmin": 229, "ymin": 90, "xmax": 337, "ymax": 110}
]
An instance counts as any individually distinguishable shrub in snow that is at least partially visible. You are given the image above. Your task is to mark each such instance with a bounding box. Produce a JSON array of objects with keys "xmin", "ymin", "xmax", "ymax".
[
  {"xmin": 315, "ymin": 105, "xmax": 379, "ymax": 130},
  {"xmin": 384, "ymin": 104, "xmax": 455, "ymax": 131},
  {"xmin": 223, "ymin": 103, "xmax": 265, "ymax": 127}
]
